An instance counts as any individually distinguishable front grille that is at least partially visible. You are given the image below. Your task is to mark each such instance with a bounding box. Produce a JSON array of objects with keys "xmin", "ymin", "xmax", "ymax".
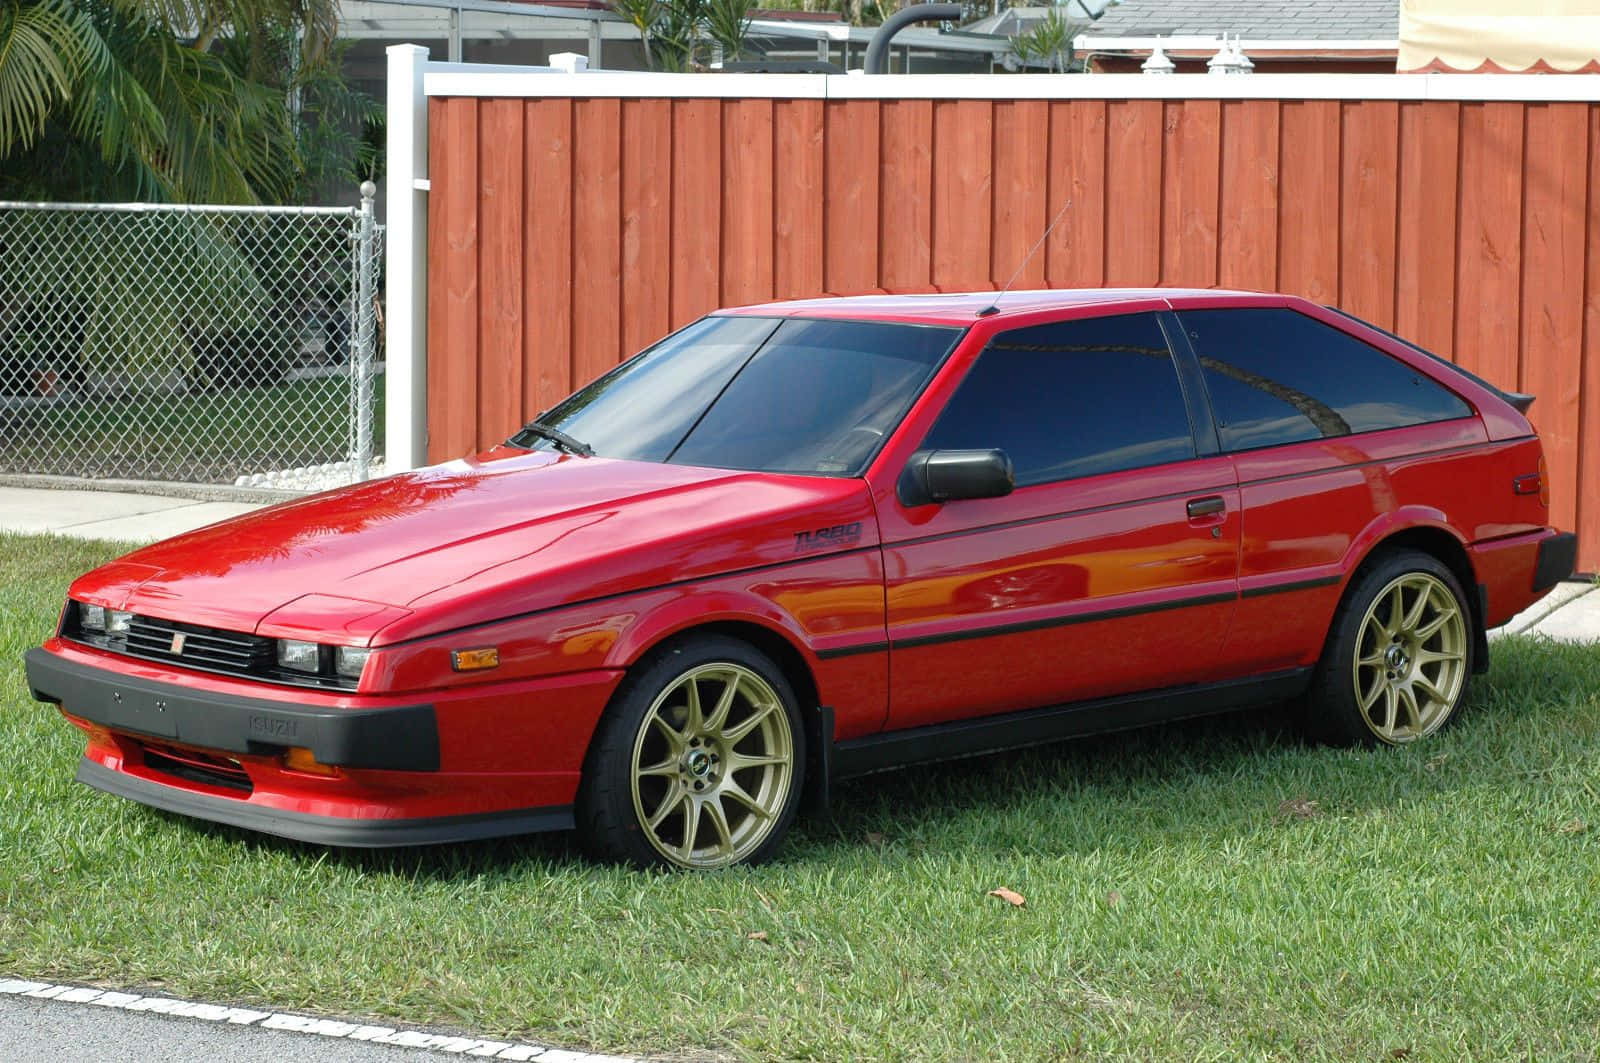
[
  {"xmin": 124, "ymin": 615, "xmax": 275, "ymax": 676},
  {"xmin": 61, "ymin": 603, "xmax": 358, "ymax": 691},
  {"xmin": 141, "ymin": 743, "xmax": 253, "ymax": 794}
]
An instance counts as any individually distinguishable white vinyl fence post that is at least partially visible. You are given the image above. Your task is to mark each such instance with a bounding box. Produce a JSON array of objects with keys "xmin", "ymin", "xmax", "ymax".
[{"xmin": 385, "ymin": 44, "xmax": 429, "ymax": 473}]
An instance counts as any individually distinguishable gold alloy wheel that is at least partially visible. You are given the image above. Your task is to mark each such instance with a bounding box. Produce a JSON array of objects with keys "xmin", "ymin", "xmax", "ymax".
[
  {"xmin": 1351, "ymin": 571, "xmax": 1468, "ymax": 743},
  {"xmin": 629, "ymin": 662, "xmax": 794, "ymax": 869}
]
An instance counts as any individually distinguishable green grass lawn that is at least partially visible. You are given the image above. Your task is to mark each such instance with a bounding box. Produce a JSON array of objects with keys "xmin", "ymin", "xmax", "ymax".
[
  {"xmin": 0, "ymin": 373, "xmax": 385, "ymax": 483},
  {"xmin": 3, "ymin": 531, "xmax": 1599, "ymax": 1060}
]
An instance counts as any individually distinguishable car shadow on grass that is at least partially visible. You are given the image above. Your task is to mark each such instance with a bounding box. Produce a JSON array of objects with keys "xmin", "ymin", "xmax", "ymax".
[
  {"xmin": 171, "ymin": 705, "xmax": 1385, "ymax": 880},
  {"xmin": 170, "ymin": 636, "xmax": 1594, "ymax": 878},
  {"xmin": 796, "ymin": 635, "xmax": 1598, "ymax": 862},
  {"xmin": 169, "ymin": 810, "xmax": 584, "ymax": 876}
]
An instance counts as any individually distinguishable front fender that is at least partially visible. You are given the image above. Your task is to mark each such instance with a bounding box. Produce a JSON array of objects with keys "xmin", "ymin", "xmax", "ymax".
[
  {"xmin": 600, "ymin": 549, "xmax": 891, "ymax": 739},
  {"xmin": 605, "ymin": 588, "xmax": 821, "ymax": 671}
]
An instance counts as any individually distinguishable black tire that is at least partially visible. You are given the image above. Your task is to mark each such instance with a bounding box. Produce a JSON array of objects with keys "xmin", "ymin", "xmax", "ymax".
[
  {"xmin": 1304, "ymin": 548, "xmax": 1475, "ymax": 747},
  {"xmin": 578, "ymin": 634, "xmax": 806, "ymax": 870}
]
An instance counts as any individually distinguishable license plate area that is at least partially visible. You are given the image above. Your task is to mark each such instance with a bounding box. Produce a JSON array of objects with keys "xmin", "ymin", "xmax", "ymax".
[{"xmin": 103, "ymin": 686, "xmax": 180, "ymax": 739}]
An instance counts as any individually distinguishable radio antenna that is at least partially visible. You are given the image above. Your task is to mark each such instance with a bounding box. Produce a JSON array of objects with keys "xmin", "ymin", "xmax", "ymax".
[{"xmin": 978, "ymin": 196, "xmax": 1074, "ymax": 317}]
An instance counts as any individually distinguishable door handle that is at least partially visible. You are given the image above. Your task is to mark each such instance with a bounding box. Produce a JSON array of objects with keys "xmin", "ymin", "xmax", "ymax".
[{"xmin": 1186, "ymin": 496, "xmax": 1226, "ymax": 519}]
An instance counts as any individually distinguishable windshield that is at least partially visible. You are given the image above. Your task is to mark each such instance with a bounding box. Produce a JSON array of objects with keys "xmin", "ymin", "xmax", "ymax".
[{"xmin": 514, "ymin": 315, "xmax": 961, "ymax": 476}]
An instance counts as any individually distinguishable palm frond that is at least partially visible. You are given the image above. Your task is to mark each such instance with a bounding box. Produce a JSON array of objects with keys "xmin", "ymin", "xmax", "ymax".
[
  {"xmin": 0, "ymin": 0, "xmax": 97, "ymax": 153},
  {"xmin": 703, "ymin": 0, "xmax": 754, "ymax": 63},
  {"xmin": 2, "ymin": 0, "xmax": 359, "ymax": 203}
]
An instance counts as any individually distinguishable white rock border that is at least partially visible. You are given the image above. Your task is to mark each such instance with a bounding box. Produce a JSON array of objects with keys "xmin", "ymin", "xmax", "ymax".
[
  {"xmin": 0, "ymin": 978, "xmax": 637, "ymax": 1062},
  {"xmin": 234, "ymin": 457, "xmax": 386, "ymax": 492}
]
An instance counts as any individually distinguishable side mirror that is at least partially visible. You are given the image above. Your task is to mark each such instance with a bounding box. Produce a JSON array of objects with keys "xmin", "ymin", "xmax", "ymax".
[{"xmin": 898, "ymin": 449, "xmax": 1015, "ymax": 507}]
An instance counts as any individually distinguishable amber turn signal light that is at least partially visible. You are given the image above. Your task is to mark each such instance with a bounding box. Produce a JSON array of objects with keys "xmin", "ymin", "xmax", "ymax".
[
  {"xmin": 282, "ymin": 747, "xmax": 338, "ymax": 777},
  {"xmin": 451, "ymin": 647, "xmax": 500, "ymax": 672}
]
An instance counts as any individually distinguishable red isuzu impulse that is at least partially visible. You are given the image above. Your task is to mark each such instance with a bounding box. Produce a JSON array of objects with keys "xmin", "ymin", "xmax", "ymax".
[{"xmin": 26, "ymin": 290, "xmax": 1577, "ymax": 869}]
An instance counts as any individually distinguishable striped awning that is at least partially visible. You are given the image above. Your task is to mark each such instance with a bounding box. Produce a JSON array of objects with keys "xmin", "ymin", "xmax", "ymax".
[{"xmin": 1399, "ymin": 0, "xmax": 1600, "ymax": 72}]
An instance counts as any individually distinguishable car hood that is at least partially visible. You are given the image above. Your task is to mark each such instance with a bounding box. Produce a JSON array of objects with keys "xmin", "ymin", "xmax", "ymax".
[{"xmin": 73, "ymin": 449, "xmax": 877, "ymax": 644}]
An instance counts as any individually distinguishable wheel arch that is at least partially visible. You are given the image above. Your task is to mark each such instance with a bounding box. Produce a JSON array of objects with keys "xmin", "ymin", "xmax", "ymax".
[
  {"xmin": 1342, "ymin": 521, "xmax": 1488, "ymax": 673},
  {"xmin": 684, "ymin": 619, "xmax": 823, "ymax": 722},
  {"xmin": 595, "ymin": 601, "xmax": 831, "ymax": 809}
]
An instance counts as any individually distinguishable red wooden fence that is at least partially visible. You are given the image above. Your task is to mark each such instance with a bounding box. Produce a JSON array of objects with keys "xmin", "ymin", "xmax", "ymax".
[{"xmin": 426, "ymin": 86, "xmax": 1600, "ymax": 571}]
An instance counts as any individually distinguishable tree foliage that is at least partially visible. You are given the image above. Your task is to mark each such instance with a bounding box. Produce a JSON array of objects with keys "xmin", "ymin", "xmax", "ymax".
[
  {"xmin": 618, "ymin": 0, "xmax": 756, "ymax": 71},
  {"xmin": 1010, "ymin": 7, "xmax": 1077, "ymax": 73},
  {"xmin": 0, "ymin": 0, "xmax": 375, "ymax": 203},
  {"xmin": 751, "ymin": 0, "xmax": 894, "ymax": 27}
]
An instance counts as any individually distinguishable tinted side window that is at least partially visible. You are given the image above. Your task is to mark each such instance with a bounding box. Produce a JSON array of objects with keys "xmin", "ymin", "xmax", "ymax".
[
  {"xmin": 1181, "ymin": 308, "xmax": 1473, "ymax": 452},
  {"xmin": 922, "ymin": 313, "xmax": 1196, "ymax": 487}
]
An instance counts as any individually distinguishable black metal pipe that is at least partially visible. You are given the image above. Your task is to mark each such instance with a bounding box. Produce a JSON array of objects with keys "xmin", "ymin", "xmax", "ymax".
[{"xmin": 863, "ymin": 3, "xmax": 964, "ymax": 75}]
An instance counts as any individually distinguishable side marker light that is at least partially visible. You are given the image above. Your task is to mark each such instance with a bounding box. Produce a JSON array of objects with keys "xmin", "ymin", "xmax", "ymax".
[
  {"xmin": 451, "ymin": 647, "xmax": 500, "ymax": 672},
  {"xmin": 1514, "ymin": 460, "xmax": 1550, "ymax": 507}
]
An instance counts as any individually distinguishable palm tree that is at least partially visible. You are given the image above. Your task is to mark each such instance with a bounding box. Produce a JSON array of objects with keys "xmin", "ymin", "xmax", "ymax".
[
  {"xmin": 0, "ymin": 0, "xmax": 344, "ymax": 203},
  {"xmin": 611, "ymin": 0, "xmax": 755, "ymax": 72},
  {"xmin": 1011, "ymin": 8, "xmax": 1076, "ymax": 73},
  {"xmin": 0, "ymin": 0, "xmax": 92, "ymax": 154},
  {"xmin": 611, "ymin": 0, "xmax": 661, "ymax": 69}
]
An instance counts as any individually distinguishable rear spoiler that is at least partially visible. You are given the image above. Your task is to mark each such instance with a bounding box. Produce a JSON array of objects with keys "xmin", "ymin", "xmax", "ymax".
[{"xmin": 1326, "ymin": 307, "xmax": 1536, "ymax": 415}]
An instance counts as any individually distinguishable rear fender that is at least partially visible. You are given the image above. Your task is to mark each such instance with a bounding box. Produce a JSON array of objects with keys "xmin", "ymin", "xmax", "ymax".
[{"xmin": 1341, "ymin": 507, "xmax": 1465, "ymax": 576}]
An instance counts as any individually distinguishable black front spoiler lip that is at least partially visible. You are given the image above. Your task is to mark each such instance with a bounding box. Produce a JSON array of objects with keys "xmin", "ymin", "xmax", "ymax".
[
  {"xmin": 25, "ymin": 647, "xmax": 439, "ymax": 772},
  {"xmin": 76, "ymin": 759, "xmax": 575, "ymax": 848}
]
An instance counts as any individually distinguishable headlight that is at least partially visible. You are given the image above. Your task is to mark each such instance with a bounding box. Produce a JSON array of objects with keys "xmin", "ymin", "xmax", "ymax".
[
  {"xmin": 334, "ymin": 646, "xmax": 371, "ymax": 680},
  {"xmin": 79, "ymin": 603, "xmax": 106, "ymax": 631},
  {"xmin": 276, "ymin": 639, "xmax": 320, "ymax": 673},
  {"xmin": 107, "ymin": 610, "xmax": 132, "ymax": 634}
]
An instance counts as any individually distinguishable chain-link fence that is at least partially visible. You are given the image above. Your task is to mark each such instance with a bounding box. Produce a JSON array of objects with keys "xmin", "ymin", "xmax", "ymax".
[{"xmin": 0, "ymin": 192, "xmax": 382, "ymax": 489}]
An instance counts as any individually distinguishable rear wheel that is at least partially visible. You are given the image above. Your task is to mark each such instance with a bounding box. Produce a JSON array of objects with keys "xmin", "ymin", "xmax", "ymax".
[
  {"xmin": 1306, "ymin": 549, "xmax": 1473, "ymax": 746},
  {"xmin": 579, "ymin": 635, "xmax": 805, "ymax": 870}
]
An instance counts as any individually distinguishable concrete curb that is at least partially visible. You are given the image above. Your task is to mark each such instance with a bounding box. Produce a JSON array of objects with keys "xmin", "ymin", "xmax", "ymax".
[
  {"xmin": 0, "ymin": 979, "xmax": 639, "ymax": 1062},
  {"xmin": 0, "ymin": 473, "xmax": 304, "ymax": 505},
  {"xmin": 1490, "ymin": 580, "xmax": 1599, "ymax": 640}
]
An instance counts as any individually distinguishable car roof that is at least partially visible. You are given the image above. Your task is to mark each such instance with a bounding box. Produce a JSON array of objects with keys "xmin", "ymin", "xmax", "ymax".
[{"xmin": 716, "ymin": 288, "xmax": 1279, "ymax": 325}]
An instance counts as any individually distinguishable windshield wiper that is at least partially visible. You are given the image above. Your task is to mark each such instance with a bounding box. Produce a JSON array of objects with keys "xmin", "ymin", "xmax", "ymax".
[{"xmin": 511, "ymin": 422, "xmax": 594, "ymax": 457}]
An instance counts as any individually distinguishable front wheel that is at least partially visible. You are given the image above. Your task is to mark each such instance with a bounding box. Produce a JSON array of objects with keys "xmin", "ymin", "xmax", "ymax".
[
  {"xmin": 578, "ymin": 635, "xmax": 805, "ymax": 870},
  {"xmin": 1306, "ymin": 549, "xmax": 1473, "ymax": 746}
]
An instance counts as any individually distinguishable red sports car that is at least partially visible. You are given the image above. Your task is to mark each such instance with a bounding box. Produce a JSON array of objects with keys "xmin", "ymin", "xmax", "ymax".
[{"xmin": 26, "ymin": 290, "xmax": 1576, "ymax": 869}]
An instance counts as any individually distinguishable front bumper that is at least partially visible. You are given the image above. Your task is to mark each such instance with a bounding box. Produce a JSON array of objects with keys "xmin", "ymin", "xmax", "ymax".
[
  {"xmin": 24, "ymin": 646, "xmax": 588, "ymax": 847},
  {"xmin": 26, "ymin": 648, "xmax": 439, "ymax": 771}
]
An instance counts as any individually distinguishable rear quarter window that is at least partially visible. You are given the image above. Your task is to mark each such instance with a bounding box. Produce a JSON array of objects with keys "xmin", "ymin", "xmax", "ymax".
[{"xmin": 1180, "ymin": 308, "xmax": 1473, "ymax": 453}]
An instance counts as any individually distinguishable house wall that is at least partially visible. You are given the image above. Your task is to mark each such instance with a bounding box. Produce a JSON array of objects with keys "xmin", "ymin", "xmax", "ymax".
[{"xmin": 420, "ymin": 74, "xmax": 1600, "ymax": 570}]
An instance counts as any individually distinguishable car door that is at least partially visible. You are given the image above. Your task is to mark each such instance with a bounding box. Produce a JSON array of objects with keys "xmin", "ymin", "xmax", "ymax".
[{"xmin": 875, "ymin": 309, "xmax": 1241, "ymax": 732}]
